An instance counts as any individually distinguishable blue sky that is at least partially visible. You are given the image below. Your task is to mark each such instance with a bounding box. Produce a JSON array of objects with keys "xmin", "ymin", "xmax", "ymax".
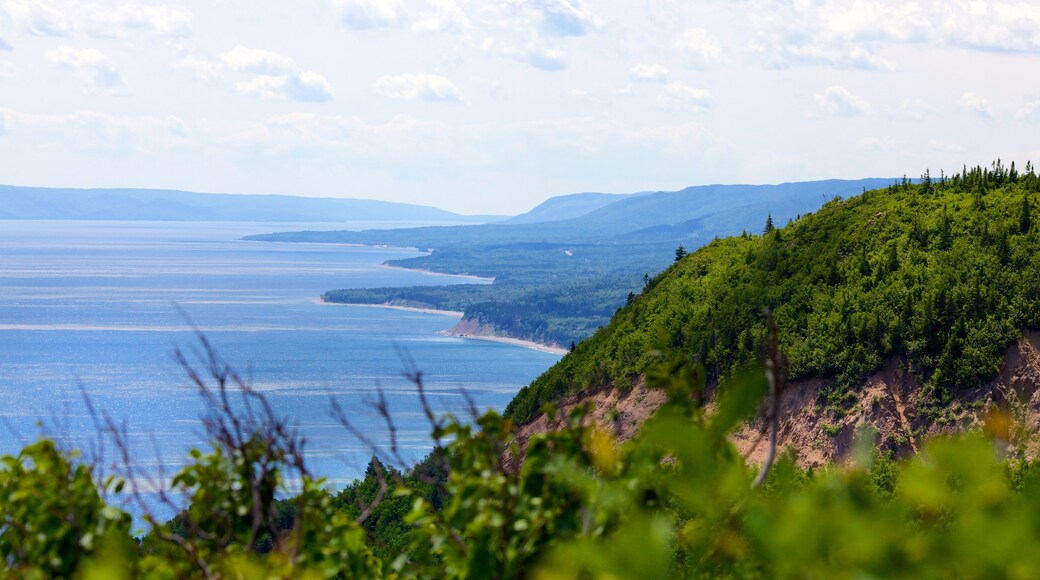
[{"xmin": 2, "ymin": 0, "xmax": 1040, "ymax": 214}]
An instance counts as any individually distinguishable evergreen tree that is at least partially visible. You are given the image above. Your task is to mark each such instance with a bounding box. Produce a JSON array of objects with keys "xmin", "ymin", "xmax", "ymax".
[
  {"xmin": 921, "ymin": 169, "xmax": 933, "ymax": 195},
  {"xmin": 763, "ymin": 213, "xmax": 775, "ymax": 234},
  {"xmin": 674, "ymin": 245, "xmax": 687, "ymax": 262},
  {"xmin": 1021, "ymin": 192, "xmax": 1033, "ymax": 234},
  {"xmin": 938, "ymin": 205, "xmax": 952, "ymax": 250}
]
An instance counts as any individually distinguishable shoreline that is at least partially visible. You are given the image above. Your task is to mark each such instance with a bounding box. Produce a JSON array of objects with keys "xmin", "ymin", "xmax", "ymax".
[
  {"xmin": 378, "ymin": 263, "xmax": 496, "ymax": 283},
  {"xmin": 436, "ymin": 329, "xmax": 569, "ymax": 356},
  {"xmin": 312, "ymin": 298, "xmax": 465, "ymax": 317},
  {"xmin": 313, "ymin": 298, "xmax": 566, "ymax": 355}
]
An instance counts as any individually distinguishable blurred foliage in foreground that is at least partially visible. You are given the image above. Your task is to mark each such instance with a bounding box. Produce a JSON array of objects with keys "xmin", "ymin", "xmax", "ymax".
[{"xmin": 5, "ymin": 348, "xmax": 1040, "ymax": 579}]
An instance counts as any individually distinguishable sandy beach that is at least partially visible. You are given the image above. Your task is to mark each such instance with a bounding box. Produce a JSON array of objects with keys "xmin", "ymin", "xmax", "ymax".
[
  {"xmin": 436, "ymin": 329, "xmax": 569, "ymax": 356},
  {"xmin": 314, "ymin": 298, "xmax": 566, "ymax": 355},
  {"xmin": 312, "ymin": 298, "xmax": 464, "ymax": 317}
]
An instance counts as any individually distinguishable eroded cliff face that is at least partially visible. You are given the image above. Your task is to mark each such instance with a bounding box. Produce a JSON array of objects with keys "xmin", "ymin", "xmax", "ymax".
[{"xmin": 513, "ymin": 330, "xmax": 1040, "ymax": 468}]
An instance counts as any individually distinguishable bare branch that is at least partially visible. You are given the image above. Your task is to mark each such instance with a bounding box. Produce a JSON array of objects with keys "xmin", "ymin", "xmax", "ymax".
[{"xmin": 355, "ymin": 457, "xmax": 389, "ymax": 525}]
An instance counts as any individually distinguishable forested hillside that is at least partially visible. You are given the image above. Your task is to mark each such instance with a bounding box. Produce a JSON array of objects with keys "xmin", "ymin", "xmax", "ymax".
[{"xmin": 508, "ymin": 162, "xmax": 1040, "ymax": 422}]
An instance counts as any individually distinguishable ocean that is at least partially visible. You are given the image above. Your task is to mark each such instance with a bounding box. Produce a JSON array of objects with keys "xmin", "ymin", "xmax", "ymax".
[{"xmin": 0, "ymin": 220, "xmax": 560, "ymax": 515}]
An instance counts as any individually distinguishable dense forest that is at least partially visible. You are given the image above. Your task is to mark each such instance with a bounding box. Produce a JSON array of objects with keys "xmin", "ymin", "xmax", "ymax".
[
  {"xmin": 8, "ymin": 164, "xmax": 1040, "ymax": 577},
  {"xmin": 508, "ymin": 161, "xmax": 1040, "ymax": 422}
]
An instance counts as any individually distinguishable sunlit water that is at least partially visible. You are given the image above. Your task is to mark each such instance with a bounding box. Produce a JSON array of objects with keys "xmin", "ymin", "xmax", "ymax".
[{"xmin": 0, "ymin": 220, "xmax": 559, "ymax": 519}]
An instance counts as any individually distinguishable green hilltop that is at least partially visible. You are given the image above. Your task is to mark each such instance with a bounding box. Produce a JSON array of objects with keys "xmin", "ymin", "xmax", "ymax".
[{"xmin": 507, "ymin": 161, "xmax": 1040, "ymax": 422}]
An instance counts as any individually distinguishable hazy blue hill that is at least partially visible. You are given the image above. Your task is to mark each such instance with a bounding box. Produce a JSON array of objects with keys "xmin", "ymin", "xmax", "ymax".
[
  {"xmin": 575, "ymin": 179, "xmax": 896, "ymax": 235},
  {"xmin": 503, "ymin": 191, "xmax": 639, "ymax": 224},
  {"xmin": 250, "ymin": 178, "xmax": 897, "ymax": 248},
  {"xmin": 0, "ymin": 185, "xmax": 497, "ymax": 223}
]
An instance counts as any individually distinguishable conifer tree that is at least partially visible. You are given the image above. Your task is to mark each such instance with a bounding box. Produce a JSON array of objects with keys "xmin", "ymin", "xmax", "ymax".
[
  {"xmin": 1021, "ymin": 192, "xmax": 1033, "ymax": 234},
  {"xmin": 763, "ymin": 213, "xmax": 775, "ymax": 234}
]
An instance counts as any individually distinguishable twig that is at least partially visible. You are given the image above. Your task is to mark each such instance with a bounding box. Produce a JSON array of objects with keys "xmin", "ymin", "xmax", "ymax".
[{"xmin": 355, "ymin": 457, "xmax": 389, "ymax": 525}]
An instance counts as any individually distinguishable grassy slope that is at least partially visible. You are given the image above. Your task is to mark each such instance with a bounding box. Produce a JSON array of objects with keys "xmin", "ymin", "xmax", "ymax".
[{"xmin": 506, "ymin": 165, "xmax": 1040, "ymax": 423}]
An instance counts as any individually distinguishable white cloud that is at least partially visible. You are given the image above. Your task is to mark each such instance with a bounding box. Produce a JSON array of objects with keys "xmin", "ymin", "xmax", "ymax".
[
  {"xmin": 173, "ymin": 56, "xmax": 220, "ymax": 82},
  {"xmin": 526, "ymin": 0, "xmax": 599, "ymax": 37},
  {"xmin": 815, "ymin": 86, "xmax": 870, "ymax": 116},
  {"xmin": 483, "ymin": 36, "xmax": 568, "ymax": 71},
  {"xmin": 961, "ymin": 92, "xmax": 993, "ymax": 119},
  {"xmin": 943, "ymin": 1, "xmax": 1040, "ymax": 53},
  {"xmin": 235, "ymin": 75, "xmax": 285, "ymax": 99},
  {"xmin": 101, "ymin": 4, "xmax": 191, "ymax": 37},
  {"xmin": 236, "ymin": 71, "xmax": 333, "ymax": 103},
  {"xmin": 0, "ymin": 36, "xmax": 11, "ymax": 51},
  {"xmin": 2, "ymin": 1, "xmax": 191, "ymax": 38},
  {"xmin": 287, "ymin": 71, "xmax": 333, "ymax": 102},
  {"xmin": 631, "ymin": 63, "xmax": 668, "ymax": 82},
  {"xmin": 745, "ymin": 0, "xmax": 1040, "ymax": 72},
  {"xmin": 373, "ymin": 73, "xmax": 462, "ymax": 101},
  {"xmin": 816, "ymin": 1, "xmax": 931, "ymax": 43},
  {"xmin": 46, "ymin": 45, "xmax": 125, "ymax": 91},
  {"xmin": 412, "ymin": 0, "xmax": 469, "ymax": 33},
  {"xmin": 656, "ymin": 82, "xmax": 712, "ymax": 112},
  {"xmin": 221, "ymin": 45, "xmax": 295, "ymax": 75},
  {"xmin": 524, "ymin": 45, "xmax": 567, "ymax": 71},
  {"xmin": 781, "ymin": 45, "xmax": 895, "ymax": 70},
  {"xmin": 219, "ymin": 46, "xmax": 332, "ymax": 102},
  {"xmin": 3, "ymin": 0, "xmax": 71, "ymax": 36},
  {"xmin": 0, "ymin": 111, "xmax": 6, "ymax": 135},
  {"xmin": 744, "ymin": 1, "xmax": 910, "ymax": 70},
  {"xmin": 675, "ymin": 28, "xmax": 721, "ymax": 68},
  {"xmin": 336, "ymin": 0, "xmax": 404, "ymax": 29}
]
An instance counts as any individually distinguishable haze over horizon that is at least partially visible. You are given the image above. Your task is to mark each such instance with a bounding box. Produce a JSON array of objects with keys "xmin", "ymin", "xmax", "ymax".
[{"xmin": 2, "ymin": 0, "xmax": 1039, "ymax": 214}]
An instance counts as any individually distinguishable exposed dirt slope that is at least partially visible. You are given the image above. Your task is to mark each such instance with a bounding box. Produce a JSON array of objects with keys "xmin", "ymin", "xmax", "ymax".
[
  {"xmin": 511, "ymin": 378, "xmax": 667, "ymax": 457},
  {"xmin": 515, "ymin": 331, "xmax": 1040, "ymax": 467}
]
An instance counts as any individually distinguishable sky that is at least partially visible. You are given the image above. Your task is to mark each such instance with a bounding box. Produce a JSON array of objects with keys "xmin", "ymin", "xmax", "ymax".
[{"xmin": 2, "ymin": 1, "xmax": 1040, "ymax": 215}]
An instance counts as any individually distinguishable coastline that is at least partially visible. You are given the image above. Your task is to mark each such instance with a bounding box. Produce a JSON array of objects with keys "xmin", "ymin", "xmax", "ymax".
[
  {"xmin": 313, "ymin": 298, "xmax": 566, "ymax": 355},
  {"xmin": 378, "ymin": 263, "xmax": 496, "ymax": 282},
  {"xmin": 437, "ymin": 329, "xmax": 569, "ymax": 356},
  {"xmin": 312, "ymin": 298, "xmax": 464, "ymax": 317}
]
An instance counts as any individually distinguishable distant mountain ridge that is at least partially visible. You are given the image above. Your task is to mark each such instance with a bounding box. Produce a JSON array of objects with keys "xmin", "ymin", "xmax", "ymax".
[
  {"xmin": 251, "ymin": 178, "xmax": 898, "ymax": 248},
  {"xmin": 504, "ymin": 191, "xmax": 644, "ymax": 224},
  {"xmin": 0, "ymin": 185, "xmax": 499, "ymax": 223}
]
